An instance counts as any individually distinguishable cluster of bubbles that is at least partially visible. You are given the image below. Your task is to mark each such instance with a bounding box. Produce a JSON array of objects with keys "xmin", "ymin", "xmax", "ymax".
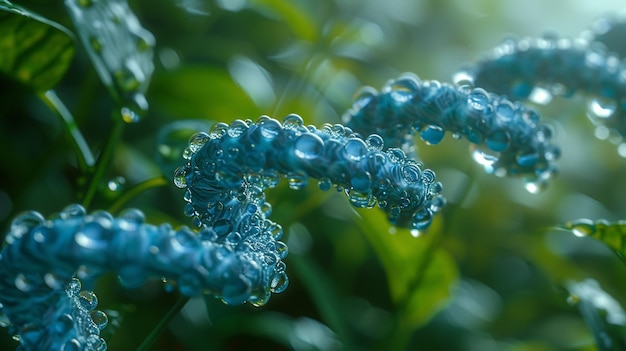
[
  {"xmin": 174, "ymin": 114, "xmax": 444, "ymax": 234},
  {"xmin": 459, "ymin": 14, "xmax": 626, "ymax": 156},
  {"xmin": 0, "ymin": 203, "xmax": 287, "ymax": 350},
  {"xmin": 64, "ymin": 0, "xmax": 155, "ymax": 123},
  {"xmin": 342, "ymin": 74, "xmax": 560, "ymax": 192}
]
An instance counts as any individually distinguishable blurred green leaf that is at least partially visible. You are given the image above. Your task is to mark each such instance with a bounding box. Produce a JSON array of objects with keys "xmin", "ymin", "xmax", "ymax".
[
  {"xmin": 150, "ymin": 65, "xmax": 258, "ymax": 120},
  {"xmin": 356, "ymin": 208, "xmax": 458, "ymax": 329},
  {"xmin": 248, "ymin": 0, "xmax": 318, "ymax": 42},
  {"xmin": 558, "ymin": 219, "xmax": 626, "ymax": 261},
  {"xmin": 0, "ymin": 1, "xmax": 74, "ymax": 91},
  {"xmin": 566, "ymin": 279, "xmax": 626, "ymax": 351}
]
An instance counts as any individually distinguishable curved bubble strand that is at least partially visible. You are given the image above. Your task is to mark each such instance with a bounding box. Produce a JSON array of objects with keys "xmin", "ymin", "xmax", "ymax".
[
  {"xmin": 461, "ymin": 20, "xmax": 626, "ymax": 142},
  {"xmin": 178, "ymin": 115, "xmax": 444, "ymax": 232},
  {"xmin": 64, "ymin": 0, "xmax": 155, "ymax": 122},
  {"xmin": 0, "ymin": 204, "xmax": 287, "ymax": 350},
  {"xmin": 342, "ymin": 74, "xmax": 560, "ymax": 184}
]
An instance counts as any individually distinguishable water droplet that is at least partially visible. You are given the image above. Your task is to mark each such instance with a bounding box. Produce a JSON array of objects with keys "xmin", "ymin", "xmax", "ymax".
[
  {"xmin": 587, "ymin": 98, "xmax": 617, "ymax": 120},
  {"xmin": 388, "ymin": 74, "xmax": 419, "ymax": 103},
  {"xmin": 567, "ymin": 219, "xmax": 595, "ymax": 237},
  {"xmin": 188, "ymin": 132, "xmax": 210, "ymax": 153},
  {"xmin": 294, "ymin": 134, "xmax": 324, "ymax": 160},
  {"xmin": 227, "ymin": 120, "xmax": 248, "ymax": 138},
  {"xmin": 78, "ymin": 290, "xmax": 99, "ymax": 311},
  {"xmin": 62, "ymin": 339, "xmax": 82, "ymax": 351},
  {"xmin": 173, "ymin": 166, "xmax": 188, "ymax": 188},
  {"xmin": 467, "ymin": 88, "xmax": 489, "ymax": 111},
  {"xmin": 258, "ymin": 118, "xmax": 282, "ymax": 139},
  {"xmin": 90, "ymin": 310, "xmax": 108, "ymax": 330},
  {"xmin": 528, "ymin": 86, "xmax": 553, "ymax": 105},
  {"xmin": 67, "ymin": 278, "xmax": 82, "ymax": 295},
  {"xmin": 452, "ymin": 70, "xmax": 475, "ymax": 90},
  {"xmin": 318, "ymin": 177, "xmax": 332, "ymax": 191},
  {"xmin": 402, "ymin": 164, "xmax": 421, "ymax": 183},
  {"xmin": 121, "ymin": 106, "xmax": 140, "ymax": 123},
  {"xmin": 495, "ymin": 101, "xmax": 515, "ymax": 121},
  {"xmin": 352, "ymin": 86, "xmax": 377, "ymax": 110},
  {"xmin": 471, "ymin": 145, "xmax": 498, "ymax": 173},
  {"xmin": 344, "ymin": 138, "xmax": 368, "ymax": 161},
  {"xmin": 349, "ymin": 189, "xmax": 374, "ymax": 208},
  {"xmin": 61, "ymin": 204, "xmax": 87, "ymax": 219},
  {"xmin": 421, "ymin": 169, "xmax": 436, "ymax": 184},
  {"xmin": 10, "ymin": 211, "xmax": 44, "ymax": 239},
  {"xmin": 276, "ymin": 241, "xmax": 288, "ymax": 259},
  {"xmin": 420, "ymin": 125, "xmax": 445, "ymax": 145},
  {"xmin": 486, "ymin": 130, "xmax": 510, "ymax": 152},
  {"xmin": 117, "ymin": 209, "xmax": 143, "ymax": 226},
  {"xmin": 412, "ymin": 209, "xmax": 433, "ymax": 230},
  {"xmin": 287, "ymin": 172, "xmax": 308, "ymax": 190},
  {"xmin": 209, "ymin": 123, "xmax": 229, "ymax": 139},
  {"xmin": 365, "ymin": 134, "xmax": 384, "ymax": 151},
  {"xmin": 283, "ymin": 114, "xmax": 304, "ymax": 129},
  {"xmin": 14, "ymin": 273, "xmax": 32, "ymax": 292},
  {"xmin": 270, "ymin": 271, "xmax": 289, "ymax": 293},
  {"xmin": 44, "ymin": 272, "xmax": 63, "ymax": 289},
  {"xmin": 106, "ymin": 176, "xmax": 126, "ymax": 192}
]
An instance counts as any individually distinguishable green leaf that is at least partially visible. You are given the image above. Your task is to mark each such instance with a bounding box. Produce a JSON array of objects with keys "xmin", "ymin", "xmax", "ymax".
[
  {"xmin": 565, "ymin": 279, "xmax": 626, "ymax": 351},
  {"xmin": 558, "ymin": 219, "xmax": 626, "ymax": 259},
  {"xmin": 355, "ymin": 208, "xmax": 458, "ymax": 329},
  {"xmin": 0, "ymin": 1, "xmax": 74, "ymax": 91}
]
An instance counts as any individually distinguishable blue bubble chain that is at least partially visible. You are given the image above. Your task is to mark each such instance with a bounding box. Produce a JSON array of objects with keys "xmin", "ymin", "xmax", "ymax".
[
  {"xmin": 174, "ymin": 114, "xmax": 444, "ymax": 233},
  {"xmin": 342, "ymin": 74, "xmax": 560, "ymax": 189},
  {"xmin": 0, "ymin": 203, "xmax": 287, "ymax": 350},
  {"xmin": 459, "ymin": 16, "xmax": 626, "ymax": 139}
]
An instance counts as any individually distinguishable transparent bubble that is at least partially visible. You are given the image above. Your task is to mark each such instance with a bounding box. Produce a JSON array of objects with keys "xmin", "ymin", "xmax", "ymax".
[
  {"xmin": 10, "ymin": 211, "xmax": 45, "ymax": 239},
  {"xmin": 365, "ymin": 134, "xmax": 384, "ymax": 151},
  {"xmin": 188, "ymin": 132, "xmax": 210, "ymax": 153},
  {"xmin": 106, "ymin": 176, "xmax": 126, "ymax": 193},
  {"xmin": 227, "ymin": 120, "xmax": 248, "ymax": 138},
  {"xmin": 495, "ymin": 101, "xmax": 515, "ymax": 121},
  {"xmin": 74, "ymin": 219, "xmax": 112, "ymax": 250},
  {"xmin": 420, "ymin": 125, "xmax": 445, "ymax": 145},
  {"xmin": 258, "ymin": 118, "xmax": 282, "ymax": 139},
  {"xmin": 90, "ymin": 310, "xmax": 109, "ymax": 330},
  {"xmin": 467, "ymin": 88, "xmax": 489, "ymax": 111},
  {"xmin": 287, "ymin": 172, "xmax": 308, "ymax": 190},
  {"xmin": 78, "ymin": 290, "xmax": 99, "ymax": 311},
  {"xmin": 67, "ymin": 278, "xmax": 82, "ymax": 295},
  {"xmin": 14, "ymin": 273, "xmax": 32, "ymax": 292},
  {"xmin": 270, "ymin": 271, "xmax": 289, "ymax": 293},
  {"xmin": 318, "ymin": 178, "xmax": 332, "ymax": 191},
  {"xmin": 344, "ymin": 138, "xmax": 368, "ymax": 161},
  {"xmin": 452, "ymin": 70, "xmax": 475, "ymax": 90},
  {"xmin": 349, "ymin": 190, "xmax": 374, "ymax": 208},
  {"xmin": 173, "ymin": 166, "xmax": 188, "ymax": 188},
  {"xmin": 283, "ymin": 114, "xmax": 304, "ymax": 130},
  {"xmin": 516, "ymin": 149, "xmax": 539, "ymax": 166},
  {"xmin": 587, "ymin": 97, "xmax": 617, "ymax": 120},
  {"xmin": 294, "ymin": 134, "xmax": 324, "ymax": 160},
  {"xmin": 351, "ymin": 86, "xmax": 378, "ymax": 111},
  {"xmin": 276, "ymin": 241, "xmax": 288, "ymax": 259},
  {"xmin": 412, "ymin": 209, "xmax": 433, "ymax": 230},
  {"xmin": 567, "ymin": 219, "xmax": 595, "ymax": 237},
  {"xmin": 209, "ymin": 123, "xmax": 229, "ymax": 139},
  {"xmin": 119, "ymin": 208, "xmax": 146, "ymax": 224},
  {"xmin": 62, "ymin": 339, "xmax": 82, "ymax": 351},
  {"xmin": 401, "ymin": 164, "xmax": 421, "ymax": 183}
]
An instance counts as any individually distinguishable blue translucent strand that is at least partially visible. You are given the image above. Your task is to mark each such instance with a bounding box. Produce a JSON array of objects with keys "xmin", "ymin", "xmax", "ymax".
[
  {"xmin": 175, "ymin": 115, "xmax": 444, "ymax": 232},
  {"xmin": 0, "ymin": 203, "xmax": 287, "ymax": 350},
  {"xmin": 462, "ymin": 30, "xmax": 626, "ymax": 139},
  {"xmin": 342, "ymin": 74, "xmax": 560, "ymax": 189}
]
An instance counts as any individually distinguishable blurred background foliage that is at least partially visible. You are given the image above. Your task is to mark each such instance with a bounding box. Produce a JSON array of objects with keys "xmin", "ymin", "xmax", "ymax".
[{"xmin": 2, "ymin": 0, "xmax": 626, "ymax": 350}]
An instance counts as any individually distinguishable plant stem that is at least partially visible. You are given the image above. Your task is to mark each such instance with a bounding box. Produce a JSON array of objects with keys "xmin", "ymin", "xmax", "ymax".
[
  {"xmin": 135, "ymin": 295, "xmax": 189, "ymax": 351},
  {"xmin": 82, "ymin": 116, "xmax": 124, "ymax": 209},
  {"xmin": 108, "ymin": 176, "xmax": 169, "ymax": 214},
  {"xmin": 38, "ymin": 90, "xmax": 95, "ymax": 172}
]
